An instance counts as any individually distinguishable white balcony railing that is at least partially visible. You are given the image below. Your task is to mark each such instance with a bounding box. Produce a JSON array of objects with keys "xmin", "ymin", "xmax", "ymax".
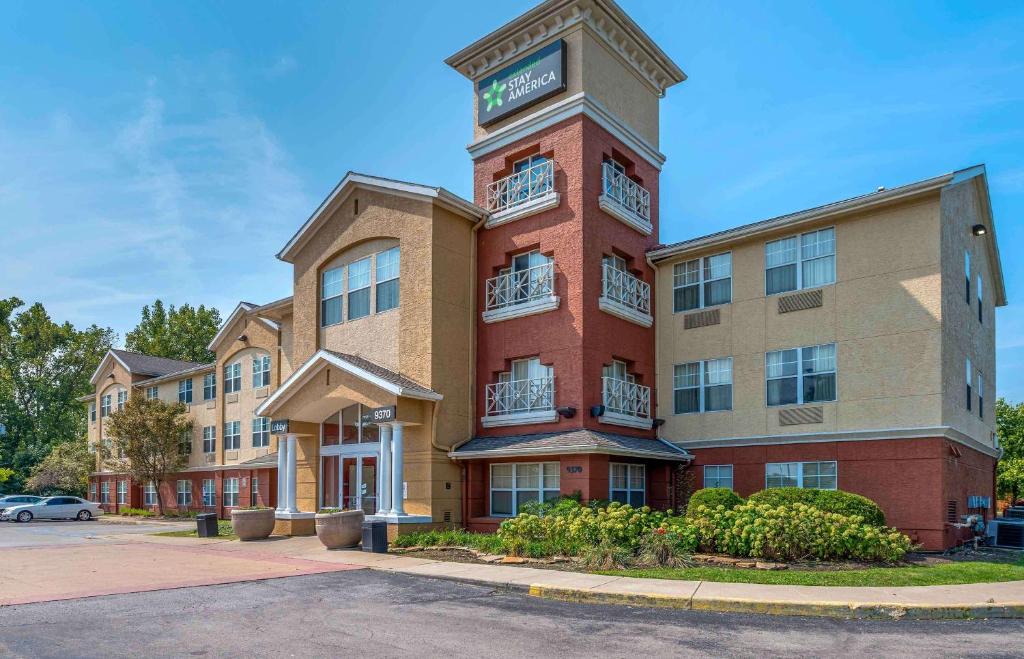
[
  {"xmin": 486, "ymin": 160, "xmax": 555, "ymax": 214},
  {"xmin": 602, "ymin": 377, "xmax": 651, "ymax": 420},
  {"xmin": 601, "ymin": 264, "xmax": 650, "ymax": 317},
  {"xmin": 485, "ymin": 376, "xmax": 555, "ymax": 418},
  {"xmin": 600, "ymin": 162, "xmax": 651, "ymax": 234},
  {"xmin": 485, "ymin": 262, "xmax": 555, "ymax": 313}
]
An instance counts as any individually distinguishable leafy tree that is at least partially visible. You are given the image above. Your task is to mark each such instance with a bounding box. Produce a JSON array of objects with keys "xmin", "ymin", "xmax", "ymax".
[
  {"xmin": 125, "ymin": 300, "xmax": 221, "ymax": 363},
  {"xmin": 103, "ymin": 395, "xmax": 191, "ymax": 515},
  {"xmin": 25, "ymin": 441, "xmax": 93, "ymax": 495},
  {"xmin": 0, "ymin": 467, "xmax": 13, "ymax": 488},
  {"xmin": 998, "ymin": 458, "xmax": 1024, "ymax": 506},
  {"xmin": 0, "ymin": 297, "xmax": 114, "ymax": 491},
  {"xmin": 996, "ymin": 398, "xmax": 1024, "ymax": 505}
]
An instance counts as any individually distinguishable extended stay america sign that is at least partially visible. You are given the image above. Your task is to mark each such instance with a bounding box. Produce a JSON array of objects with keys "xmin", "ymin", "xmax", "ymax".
[{"xmin": 477, "ymin": 39, "xmax": 567, "ymax": 127}]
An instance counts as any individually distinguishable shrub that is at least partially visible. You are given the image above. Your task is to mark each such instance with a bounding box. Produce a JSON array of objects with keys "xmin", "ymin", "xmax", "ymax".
[
  {"xmin": 747, "ymin": 488, "xmax": 885, "ymax": 526},
  {"xmin": 685, "ymin": 488, "xmax": 744, "ymax": 518},
  {"xmin": 120, "ymin": 507, "xmax": 154, "ymax": 517},
  {"xmin": 390, "ymin": 529, "xmax": 505, "ymax": 555}
]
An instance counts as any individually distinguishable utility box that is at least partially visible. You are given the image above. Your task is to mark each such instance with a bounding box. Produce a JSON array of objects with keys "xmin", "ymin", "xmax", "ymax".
[
  {"xmin": 196, "ymin": 513, "xmax": 219, "ymax": 538},
  {"xmin": 362, "ymin": 519, "xmax": 388, "ymax": 553}
]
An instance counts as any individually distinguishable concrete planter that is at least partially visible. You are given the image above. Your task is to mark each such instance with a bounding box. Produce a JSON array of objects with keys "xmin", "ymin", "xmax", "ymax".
[
  {"xmin": 230, "ymin": 508, "xmax": 275, "ymax": 541},
  {"xmin": 315, "ymin": 510, "xmax": 364, "ymax": 549}
]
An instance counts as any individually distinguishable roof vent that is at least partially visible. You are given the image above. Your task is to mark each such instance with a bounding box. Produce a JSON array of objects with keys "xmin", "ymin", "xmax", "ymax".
[{"xmin": 877, "ymin": 186, "xmax": 885, "ymax": 192}]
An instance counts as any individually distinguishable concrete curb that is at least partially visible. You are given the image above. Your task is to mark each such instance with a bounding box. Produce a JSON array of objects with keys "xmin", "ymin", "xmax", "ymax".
[{"xmin": 527, "ymin": 584, "xmax": 1024, "ymax": 620}]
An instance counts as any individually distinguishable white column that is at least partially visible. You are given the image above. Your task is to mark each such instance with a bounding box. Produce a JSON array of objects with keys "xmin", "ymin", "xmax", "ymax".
[
  {"xmin": 377, "ymin": 424, "xmax": 392, "ymax": 516},
  {"xmin": 389, "ymin": 423, "xmax": 405, "ymax": 516},
  {"xmin": 286, "ymin": 434, "xmax": 299, "ymax": 513},
  {"xmin": 275, "ymin": 436, "xmax": 288, "ymax": 513}
]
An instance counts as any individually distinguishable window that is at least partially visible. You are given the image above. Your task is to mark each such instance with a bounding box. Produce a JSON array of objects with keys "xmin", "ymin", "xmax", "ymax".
[
  {"xmin": 492, "ymin": 357, "xmax": 554, "ymax": 415},
  {"xmin": 765, "ymin": 227, "xmax": 835, "ymax": 295},
  {"xmin": 321, "ymin": 266, "xmax": 343, "ymax": 326},
  {"xmin": 964, "ymin": 250, "xmax": 971, "ymax": 305},
  {"xmin": 224, "ymin": 421, "xmax": 241, "ymax": 450},
  {"xmin": 224, "ymin": 478, "xmax": 239, "ymax": 507},
  {"xmin": 203, "ymin": 373, "xmax": 216, "ymax": 400},
  {"xmin": 252, "ymin": 354, "xmax": 270, "ymax": 388},
  {"xmin": 116, "ymin": 480, "xmax": 127, "ymax": 505},
  {"xmin": 766, "ymin": 343, "xmax": 836, "ymax": 406},
  {"xmin": 977, "ymin": 274, "xmax": 983, "ymax": 324},
  {"xmin": 376, "ymin": 247, "xmax": 400, "ymax": 313},
  {"xmin": 145, "ymin": 386, "xmax": 159, "ymax": 400},
  {"xmin": 116, "ymin": 389, "xmax": 127, "ymax": 411},
  {"xmin": 489, "ymin": 462, "xmax": 559, "ymax": 517},
  {"xmin": 704, "ymin": 465, "xmax": 734, "ymax": 490},
  {"xmin": 178, "ymin": 379, "xmax": 192, "ymax": 404},
  {"xmin": 100, "ymin": 482, "xmax": 110, "ymax": 503},
  {"xmin": 202, "ymin": 426, "xmax": 216, "ymax": 453},
  {"xmin": 176, "ymin": 480, "xmax": 192, "ymax": 506},
  {"xmin": 101, "ymin": 395, "xmax": 111, "ymax": 417},
  {"xmin": 673, "ymin": 253, "xmax": 732, "ymax": 312},
  {"xmin": 966, "ymin": 358, "xmax": 973, "ymax": 412},
  {"xmin": 504, "ymin": 154, "xmax": 551, "ymax": 207},
  {"xmin": 251, "ymin": 477, "xmax": 260, "ymax": 506},
  {"xmin": 609, "ymin": 463, "xmax": 646, "ymax": 507},
  {"xmin": 143, "ymin": 482, "xmax": 157, "ymax": 506},
  {"xmin": 224, "ymin": 362, "xmax": 241, "ymax": 394},
  {"xmin": 202, "ymin": 479, "xmax": 216, "ymax": 507},
  {"xmin": 252, "ymin": 417, "xmax": 270, "ymax": 448},
  {"xmin": 89, "ymin": 401, "xmax": 96, "ymax": 422},
  {"xmin": 89, "ymin": 483, "xmax": 97, "ymax": 501},
  {"xmin": 347, "ymin": 257, "xmax": 371, "ymax": 320},
  {"xmin": 978, "ymin": 372, "xmax": 984, "ymax": 420},
  {"xmin": 673, "ymin": 358, "xmax": 733, "ymax": 414},
  {"xmin": 766, "ymin": 461, "xmax": 837, "ymax": 490},
  {"xmin": 179, "ymin": 430, "xmax": 192, "ymax": 455}
]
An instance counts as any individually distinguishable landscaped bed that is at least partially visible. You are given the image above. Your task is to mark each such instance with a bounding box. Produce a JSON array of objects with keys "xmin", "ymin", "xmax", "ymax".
[{"xmin": 153, "ymin": 519, "xmax": 236, "ymax": 539}]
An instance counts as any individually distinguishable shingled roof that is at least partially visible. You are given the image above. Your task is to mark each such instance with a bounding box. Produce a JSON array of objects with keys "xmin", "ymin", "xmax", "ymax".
[
  {"xmin": 451, "ymin": 429, "xmax": 692, "ymax": 461},
  {"xmin": 322, "ymin": 350, "xmax": 439, "ymax": 400},
  {"xmin": 91, "ymin": 349, "xmax": 208, "ymax": 385}
]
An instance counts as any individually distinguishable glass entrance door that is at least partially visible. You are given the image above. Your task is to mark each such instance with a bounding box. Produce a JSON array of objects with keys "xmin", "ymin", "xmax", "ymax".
[{"xmin": 325, "ymin": 454, "xmax": 377, "ymax": 514}]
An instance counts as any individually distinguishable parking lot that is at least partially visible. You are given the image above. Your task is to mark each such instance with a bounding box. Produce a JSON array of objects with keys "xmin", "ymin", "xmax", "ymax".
[{"xmin": 0, "ymin": 517, "xmax": 192, "ymax": 549}]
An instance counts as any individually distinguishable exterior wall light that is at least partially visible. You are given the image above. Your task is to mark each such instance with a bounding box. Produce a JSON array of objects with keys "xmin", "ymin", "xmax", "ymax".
[
  {"xmin": 590, "ymin": 404, "xmax": 605, "ymax": 418},
  {"xmin": 237, "ymin": 334, "xmax": 248, "ymax": 343},
  {"xmin": 652, "ymin": 418, "xmax": 666, "ymax": 428},
  {"xmin": 972, "ymin": 224, "xmax": 987, "ymax": 236},
  {"xmin": 557, "ymin": 406, "xmax": 576, "ymax": 418}
]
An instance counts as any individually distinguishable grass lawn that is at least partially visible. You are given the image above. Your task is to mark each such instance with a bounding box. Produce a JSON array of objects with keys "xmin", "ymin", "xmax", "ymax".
[
  {"xmin": 599, "ymin": 560, "xmax": 1024, "ymax": 587},
  {"xmin": 153, "ymin": 519, "xmax": 236, "ymax": 540}
]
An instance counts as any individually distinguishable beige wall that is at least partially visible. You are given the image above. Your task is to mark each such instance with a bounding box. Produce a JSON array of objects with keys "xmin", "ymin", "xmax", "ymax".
[{"xmin": 655, "ymin": 195, "xmax": 949, "ymax": 443}]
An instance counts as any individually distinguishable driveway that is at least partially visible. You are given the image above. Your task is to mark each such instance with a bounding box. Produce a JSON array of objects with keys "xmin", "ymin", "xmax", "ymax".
[{"xmin": 0, "ymin": 518, "xmax": 193, "ymax": 548}]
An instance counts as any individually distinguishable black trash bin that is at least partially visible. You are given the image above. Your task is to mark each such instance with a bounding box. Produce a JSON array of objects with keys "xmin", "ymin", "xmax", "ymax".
[
  {"xmin": 196, "ymin": 513, "xmax": 219, "ymax": 538},
  {"xmin": 362, "ymin": 519, "xmax": 388, "ymax": 553}
]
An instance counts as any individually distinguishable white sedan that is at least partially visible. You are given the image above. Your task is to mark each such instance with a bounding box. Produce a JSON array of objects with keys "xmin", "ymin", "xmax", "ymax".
[{"xmin": 0, "ymin": 496, "xmax": 103, "ymax": 523}]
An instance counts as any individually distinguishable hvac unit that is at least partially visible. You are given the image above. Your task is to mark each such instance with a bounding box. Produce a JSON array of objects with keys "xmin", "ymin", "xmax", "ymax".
[
  {"xmin": 988, "ymin": 519, "xmax": 1024, "ymax": 549},
  {"xmin": 1004, "ymin": 507, "xmax": 1024, "ymax": 520}
]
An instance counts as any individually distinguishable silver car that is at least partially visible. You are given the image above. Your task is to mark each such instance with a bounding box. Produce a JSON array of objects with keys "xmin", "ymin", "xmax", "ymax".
[
  {"xmin": 0, "ymin": 496, "xmax": 103, "ymax": 522},
  {"xmin": 0, "ymin": 495, "xmax": 43, "ymax": 508}
]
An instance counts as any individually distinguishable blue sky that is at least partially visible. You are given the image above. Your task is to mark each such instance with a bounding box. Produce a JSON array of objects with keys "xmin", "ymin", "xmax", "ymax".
[{"xmin": 1, "ymin": 1, "xmax": 1021, "ymax": 399}]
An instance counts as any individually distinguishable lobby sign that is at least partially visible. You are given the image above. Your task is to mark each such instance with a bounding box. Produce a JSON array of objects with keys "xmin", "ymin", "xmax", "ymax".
[
  {"xmin": 270, "ymin": 419, "xmax": 290, "ymax": 435},
  {"xmin": 477, "ymin": 39, "xmax": 566, "ymax": 127},
  {"xmin": 362, "ymin": 405, "xmax": 396, "ymax": 425}
]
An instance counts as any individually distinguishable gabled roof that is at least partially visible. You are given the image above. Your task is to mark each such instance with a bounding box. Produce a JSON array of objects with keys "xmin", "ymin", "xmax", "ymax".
[
  {"xmin": 450, "ymin": 429, "xmax": 692, "ymax": 461},
  {"xmin": 276, "ymin": 172, "xmax": 486, "ymax": 263},
  {"xmin": 132, "ymin": 362, "xmax": 216, "ymax": 388},
  {"xmin": 206, "ymin": 301, "xmax": 282, "ymax": 352},
  {"xmin": 90, "ymin": 349, "xmax": 206, "ymax": 385}
]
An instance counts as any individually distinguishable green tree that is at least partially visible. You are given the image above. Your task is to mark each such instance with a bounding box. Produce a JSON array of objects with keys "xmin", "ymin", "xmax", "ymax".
[
  {"xmin": 125, "ymin": 300, "xmax": 222, "ymax": 363},
  {"xmin": 103, "ymin": 395, "xmax": 191, "ymax": 515},
  {"xmin": 25, "ymin": 440, "xmax": 93, "ymax": 495},
  {"xmin": 996, "ymin": 398, "xmax": 1024, "ymax": 504},
  {"xmin": 0, "ymin": 297, "xmax": 114, "ymax": 491}
]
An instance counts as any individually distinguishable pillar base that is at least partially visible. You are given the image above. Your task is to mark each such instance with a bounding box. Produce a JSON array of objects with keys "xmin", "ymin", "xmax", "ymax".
[{"xmin": 273, "ymin": 511, "xmax": 316, "ymax": 536}]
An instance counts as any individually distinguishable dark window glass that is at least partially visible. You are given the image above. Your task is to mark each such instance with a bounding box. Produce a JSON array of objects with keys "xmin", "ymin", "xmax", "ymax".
[
  {"xmin": 767, "ymin": 377, "xmax": 798, "ymax": 406},
  {"xmin": 766, "ymin": 264, "xmax": 797, "ymax": 295}
]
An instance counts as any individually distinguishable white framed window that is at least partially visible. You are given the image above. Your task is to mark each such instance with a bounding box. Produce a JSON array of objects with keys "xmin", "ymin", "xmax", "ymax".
[
  {"xmin": 964, "ymin": 249, "xmax": 971, "ymax": 305},
  {"xmin": 202, "ymin": 426, "xmax": 216, "ymax": 453},
  {"xmin": 489, "ymin": 462, "xmax": 560, "ymax": 517},
  {"xmin": 321, "ymin": 266, "xmax": 344, "ymax": 327},
  {"xmin": 178, "ymin": 379, "xmax": 192, "ymax": 404},
  {"xmin": 100, "ymin": 481, "xmax": 110, "ymax": 503},
  {"xmin": 766, "ymin": 461, "xmax": 837, "ymax": 490},
  {"xmin": 252, "ymin": 354, "xmax": 271, "ymax": 388},
  {"xmin": 202, "ymin": 479, "xmax": 216, "ymax": 507},
  {"xmin": 143, "ymin": 482, "xmax": 157, "ymax": 506},
  {"xmin": 224, "ymin": 362, "xmax": 241, "ymax": 394},
  {"xmin": 89, "ymin": 482, "xmax": 97, "ymax": 501},
  {"xmin": 977, "ymin": 372, "xmax": 984, "ymax": 420},
  {"xmin": 673, "ymin": 252, "xmax": 732, "ymax": 312},
  {"xmin": 101, "ymin": 395, "xmax": 111, "ymax": 417},
  {"xmin": 251, "ymin": 477, "xmax": 260, "ymax": 505},
  {"xmin": 375, "ymin": 247, "xmax": 400, "ymax": 313},
  {"xmin": 673, "ymin": 358, "xmax": 733, "ymax": 414},
  {"xmin": 89, "ymin": 401, "xmax": 96, "ymax": 422},
  {"xmin": 224, "ymin": 421, "xmax": 241, "ymax": 450},
  {"xmin": 145, "ymin": 386, "xmax": 159, "ymax": 400},
  {"xmin": 224, "ymin": 478, "xmax": 239, "ymax": 507},
  {"xmin": 704, "ymin": 465, "xmax": 734, "ymax": 490},
  {"xmin": 765, "ymin": 227, "xmax": 835, "ymax": 295},
  {"xmin": 966, "ymin": 358, "xmax": 973, "ymax": 412},
  {"xmin": 609, "ymin": 463, "xmax": 646, "ymax": 507},
  {"xmin": 179, "ymin": 430, "xmax": 192, "ymax": 455},
  {"xmin": 116, "ymin": 480, "xmax": 127, "ymax": 505},
  {"xmin": 766, "ymin": 343, "xmax": 836, "ymax": 406},
  {"xmin": 176, "ymin": 480, "xmax": 192, "ymax": 506},
  {"xmin": 116, "ymin": 389, "xmax": 127, "ymax": 411},
  {"xmin": 347, "ymin": 257, "xmax": 372, "ymax": 320},
  {"xmin": 252, "ymin": 417, "xmax": 270, "ymax": 448},
  {"xmin": 203, "ymin": 373, "xmax": 216, "ymax": 400},
  {"xmin": 977, "ymin": 273, "xmax": 983, "ymax": 324}
]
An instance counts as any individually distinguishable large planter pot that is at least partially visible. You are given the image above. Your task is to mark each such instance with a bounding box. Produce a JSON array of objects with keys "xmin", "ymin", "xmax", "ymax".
[
  {"xmin": 315, "ymin": 510, "xmax": 365, "ymax": 549},
  {"xmin": 231, "ymin": 508, "xmax": 275, "ymax": 541}
]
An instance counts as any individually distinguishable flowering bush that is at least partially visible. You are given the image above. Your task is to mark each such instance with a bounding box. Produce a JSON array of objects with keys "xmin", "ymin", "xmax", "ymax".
[
  {"xmin": 685, "ymin": 488, "xmax": 745, "ymax": 518},
  {"xmin": 746, "ymin": 488, "xmax": 886, "ymax": 526}
]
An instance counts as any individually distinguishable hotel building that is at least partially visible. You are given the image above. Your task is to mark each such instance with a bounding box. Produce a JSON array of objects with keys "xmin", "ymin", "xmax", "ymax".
[{"xmin": 86, "ymin": 0, "xmax": 1005, "ymax": 549}]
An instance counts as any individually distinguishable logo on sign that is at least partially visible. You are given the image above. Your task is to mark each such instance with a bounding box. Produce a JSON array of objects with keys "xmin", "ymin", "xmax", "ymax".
[{"xmin": 477, "ymin": 40, "xmax": 566, "ymax": 127}]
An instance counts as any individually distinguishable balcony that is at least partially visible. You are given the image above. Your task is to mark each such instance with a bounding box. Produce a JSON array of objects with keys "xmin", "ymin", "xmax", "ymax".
[
  {"xmin": 599, "ymin": 377, "xmax": 653, "ymax": 429},
  {"xmin": 483, "ymin": 262, "xmax": 559, "ymax": 323},
  {"xmin": 599, "ymin": 264, "xmax": 652, "ymax": 327},
  {"xmin": 481, "ymin": 376, "xmax": 557, "ymax": 428},
  {"xmin": 485, "ymin": 159, "xmax": 559, "ymax": 229},
  {"xmin": 598, "ymin": 162, "xmax": 652, "ymax": 235}
]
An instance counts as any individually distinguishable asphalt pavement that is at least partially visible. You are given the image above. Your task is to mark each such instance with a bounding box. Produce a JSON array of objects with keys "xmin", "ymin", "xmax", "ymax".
[{"xmin": 0, "ymin": 518, "xmax": 191, "ymax": 548}]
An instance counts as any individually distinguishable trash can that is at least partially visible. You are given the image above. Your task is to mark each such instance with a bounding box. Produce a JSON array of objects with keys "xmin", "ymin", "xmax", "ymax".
[
  {"xmin": 196, "ymin": 513, "xmax": 219, "ymax": 538},
  {"xmin": 361, "ymin": 519, "xmax": 388, "ymax": 553}
]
